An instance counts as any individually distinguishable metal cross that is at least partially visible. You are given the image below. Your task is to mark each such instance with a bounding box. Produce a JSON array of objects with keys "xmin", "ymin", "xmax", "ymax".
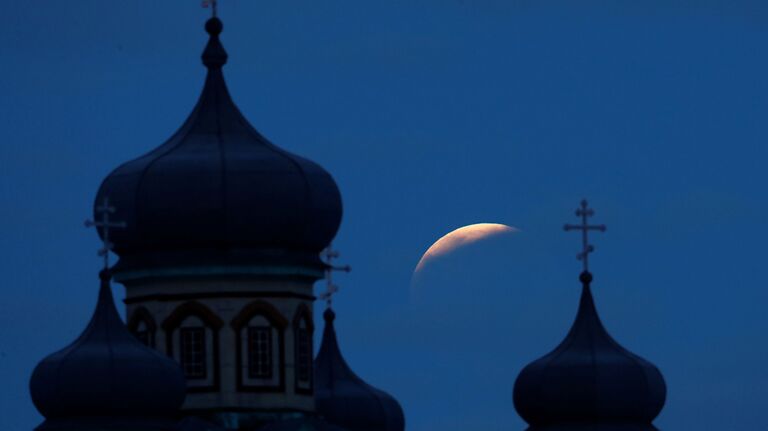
[
  {"xmin": 319, "ymin": 244, "xmax": 351, "ymax": 309},
  {"xmin": 85, "ymin": 197, "xmax": 126, "ymax": 271},
  {"xmin": 564, "ymin": 199, "xmax": 606, "ymax": 272},
  {"xmin": 202, "ymin": 0, "xmax": 218, "ymax": 17}
]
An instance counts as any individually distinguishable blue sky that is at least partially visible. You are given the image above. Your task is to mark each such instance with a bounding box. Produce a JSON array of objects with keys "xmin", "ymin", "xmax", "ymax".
[{"xmin": 2, "ymin": 1, "xmax": 768, "ymax": 429}]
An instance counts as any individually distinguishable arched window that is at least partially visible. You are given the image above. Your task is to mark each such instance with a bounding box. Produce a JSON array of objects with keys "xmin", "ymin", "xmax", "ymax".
[
  {"xmin": 231, "ymin": 301, "xmax": 287, "ymax": 392},
  {"xmin": 247, "ymin": 317, "xmax": 273, "ymax": 379},
  {"xmin": 178, "ymin": 316, "xmax": 208, "ymax": 379},
  {"xmin": 162, "ymin": 301, "xmax": 223, "ymax": 392},
  {"xmin": 127, "ymin": 307, "xmax": 157, "ymax": 348},
  {"xmin": 293, "ymin": 304, "xmax": 314, "ymax": 394}
]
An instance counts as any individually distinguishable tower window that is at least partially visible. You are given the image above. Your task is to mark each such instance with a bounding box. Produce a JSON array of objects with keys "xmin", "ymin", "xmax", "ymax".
[
  {"xmin": 128, "ymin": 308, "xmax": 156, "ymax": 349},
  {"xmin": 134, "ymin": 321, "xmax": 151, "ymax": 346},
  {"xmin": 231, "ymin": 301, "xmax": 288, "ymax": 391},
  {"xmin": 296, "ymin": 327, "xmax": 311, "ymax": 382},
  {"xmin": 180, "ymin": 327, "xmax": 207, "ymax": 379},
  {"xmin": 162, "ymin": 302, "xmax": 223, "ymax": 392},
  {"xmin": 247, "ymin": 326, "xmax": 273, "ymax": 379},
  {"xmin": 292, "ymin": 304, "xmax": 313, "ymax": 393}
]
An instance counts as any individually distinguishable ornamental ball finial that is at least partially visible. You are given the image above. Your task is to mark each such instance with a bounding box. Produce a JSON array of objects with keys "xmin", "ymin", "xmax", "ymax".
[
  {"xmin": 323, "ymin": 308, "xmax": 336, "ymax": 323},
  {"xmin": 98, "ymin": 269, "xmax": 112, "ymax": 282},
  {"xmin": 579, "ymin": 271, "xmax": 593, "ymax": 285},
  {"xmin": 205, "ymin": 17, "xmax": 223, "ymax": 36}
]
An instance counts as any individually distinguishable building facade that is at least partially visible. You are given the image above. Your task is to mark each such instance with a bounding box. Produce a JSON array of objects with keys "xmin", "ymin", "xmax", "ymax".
[{"xmin": 28, "ymin": 13, "xmax": 664, "ymax": 431}]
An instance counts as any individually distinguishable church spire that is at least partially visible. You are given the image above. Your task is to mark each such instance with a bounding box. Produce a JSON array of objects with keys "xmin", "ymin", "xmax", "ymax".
[
  {"xmin": 512, "ymin": 200, "xmax": 666, "ymax": 430},
  {"xmin": 30, "ymin": 206, "xmax": 187, "ymax": 425},
  {"xmin": 92, "ymin": 11, "xmax": 342, "ymax": 424},
  {"xmin": 315, "ymin": 302, "xmax": 405, "ymax": 431}
]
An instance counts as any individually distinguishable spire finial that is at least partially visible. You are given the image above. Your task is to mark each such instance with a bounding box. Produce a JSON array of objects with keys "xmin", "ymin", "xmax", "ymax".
[
  {"xmin": 319, "ymin": 244, "xmax": 351, "ymax": 309},
  {"xmin": 201, "ymin": 11, "xmax": 227, "ymax": 69},
  {"xmin": 564, "ymin": 199, "xmax": 606, "ymax": 273},
  {"xmin": 202, "ymin": 0, "xmax": 218, "ymax": 18},
  {"xmin": 85, "ymin": 197, "xmax": 126, "ymax": 271}
]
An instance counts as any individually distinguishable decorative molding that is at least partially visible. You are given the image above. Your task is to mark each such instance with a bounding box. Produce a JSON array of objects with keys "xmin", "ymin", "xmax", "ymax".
[
  {"xmin": 115, "ymin": 265, "xmax": 324, "ymax": 283},
  {"xmin": 231, "ymin": 301, "xmax": 289, "ymax": 330},
  {"xmin": 162, "ymin": 301, "xmax": 225, "ymax": 332},
  {"xmin": 125, "ymin": 291, "xmax": 315, "ymax": 305}
]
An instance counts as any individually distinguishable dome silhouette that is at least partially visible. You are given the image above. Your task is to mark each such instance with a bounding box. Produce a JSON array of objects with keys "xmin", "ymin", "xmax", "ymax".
[
  {"xmin": 30, "ymin": 270, "xmax": 187, "ymax": 422},
  {"xmin": 315, "ymin": 309, "xmax": 405, "ymax": 431},
  {"xmin": 95, "ymin": 17, "xmax": 342, "ymax": 277},
  {"xmin": 513, "ymin": 272, "xmax": 666, "ymax": 430}
]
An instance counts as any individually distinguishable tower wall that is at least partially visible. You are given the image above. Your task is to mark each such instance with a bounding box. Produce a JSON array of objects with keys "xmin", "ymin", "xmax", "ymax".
[{"xmin": 122, "ymin": 276, "xmax": 317, "ymax": 415}]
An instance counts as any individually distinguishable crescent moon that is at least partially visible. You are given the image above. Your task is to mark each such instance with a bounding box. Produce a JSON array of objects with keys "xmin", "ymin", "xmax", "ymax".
[{"xmin": 414, "ymin": 223, "xmax": 519, "ymax": 274}]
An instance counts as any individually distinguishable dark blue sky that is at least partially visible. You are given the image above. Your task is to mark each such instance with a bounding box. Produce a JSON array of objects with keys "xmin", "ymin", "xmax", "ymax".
[{"xmin": 2, "ymin": 1, "xmax": 767, "ymax": 429}]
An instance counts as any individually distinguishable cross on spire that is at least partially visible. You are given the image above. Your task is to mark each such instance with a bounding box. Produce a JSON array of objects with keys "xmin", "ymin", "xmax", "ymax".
[
  {"xmin": 319, "ymin": 244, "xmax": 351, "ymax": 309},
  {"xmin": 564, "ymin": 199, "xmax": 606, "ymax": 273},
  {"xmin": 202, "ymin": 0, "xmax": 218, "ymax": 17},
  {"xmin": 85, "ymin": 197, "xmax": 126, "ymax": 271}
]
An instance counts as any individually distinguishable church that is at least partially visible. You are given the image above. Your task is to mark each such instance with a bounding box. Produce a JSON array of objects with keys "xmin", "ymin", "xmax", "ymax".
[{"xmin": 28, "ymin": 12, "xmax": 667, "ymax": 431}]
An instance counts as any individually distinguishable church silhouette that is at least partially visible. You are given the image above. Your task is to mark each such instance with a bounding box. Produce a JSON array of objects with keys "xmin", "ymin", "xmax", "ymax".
[{"xmin": 29, "ymin": 15, "xmax": 666, "ymax": 431}]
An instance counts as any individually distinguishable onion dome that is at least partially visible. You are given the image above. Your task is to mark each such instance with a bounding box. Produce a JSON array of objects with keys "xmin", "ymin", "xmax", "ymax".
[
  {"xmin": 95, "ymin": 17, "xmax": 342, "ymax": 279},
  {"xmin": 513, "ymin": 272, "xmax": 666, "ymax": 430},
  {"xmin": 30, "ymin": 270, "xmax": 187, "ymax": 425},
  {"xmin": 314, "ymin": 309, "xmax": 405, "ymax": 431}
]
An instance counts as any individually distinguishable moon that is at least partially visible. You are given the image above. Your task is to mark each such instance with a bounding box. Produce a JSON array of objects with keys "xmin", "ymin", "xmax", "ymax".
[{"xmin": 413, "ymin": 223, "xmax": 519, "ymax": 274}]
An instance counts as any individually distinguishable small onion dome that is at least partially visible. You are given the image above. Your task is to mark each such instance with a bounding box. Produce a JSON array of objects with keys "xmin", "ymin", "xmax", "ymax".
[
  {"xmin": 314, "ymin": 309, "xmax": 405, "ymax": 431},
  {"xmin": 95, "ymin": 17, "xmax": 342, "ymax": 277},
  {"xmin": 513, "ymin": 272, "xmax": 666, "ymax": 430},
  {"xmin": 29, "ymin": 270, "xmax": 186, "ymax": 422}
]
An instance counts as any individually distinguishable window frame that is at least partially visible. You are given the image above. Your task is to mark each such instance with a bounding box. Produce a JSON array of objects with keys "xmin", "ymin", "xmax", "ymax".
[
  {"xmin": 179, "ymin": 326, "xmax": 208, "ymax": 380},
  {"xmin": 230, "ymin": 300, "xmax": 288, "ymax": 393},
  {"xmin": 292, "ymin": 304, "xmax": 314, "ymax": 394},
  {"xmin": 295, "ymin": 326, "xmax": 312, "ymax": 383},
  {"xmin": 161, "ymin": 301, "xmax": 224, "ymax": 393},
  {"xmin": 247, "ymin": 325, "xmax": 274, "ymax": 379}
]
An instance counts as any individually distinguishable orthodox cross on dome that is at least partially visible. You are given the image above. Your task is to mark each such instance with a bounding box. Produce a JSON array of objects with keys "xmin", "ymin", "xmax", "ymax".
[
  {"xmin": 319, "ymin": 244, "xmax": 351, "ymax": 309},
  {"xmin": 564, "ymin": 199, "xmax": 606, "ymax": 273},
  {"xmin": 85, "ymin": 197, "xmax": 126, "ymax": 271},
  {"xmin": 202, "ymin": 0, "xmax": 218, "ymax": 17}
]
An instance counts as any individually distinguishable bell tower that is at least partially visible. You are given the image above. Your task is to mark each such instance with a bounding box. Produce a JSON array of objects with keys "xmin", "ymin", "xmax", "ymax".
[{"xmin": 94, "ymin": 13, "xmax": 342, "ymax": 429}]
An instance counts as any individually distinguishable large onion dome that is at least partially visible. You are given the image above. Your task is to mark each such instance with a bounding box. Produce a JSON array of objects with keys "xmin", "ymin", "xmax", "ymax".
[
  {"xmin": 95, "ymin": 17, "xmax": 342, "ymax": 279},
  {"xmin": 513, "ymin": 272, "xmax": 666, "ymax": 431},
  {"xmin": 29, "ymin": 270, "xmax": 187, "ymax": 429},
  {"xmin": 314, "ymin": 308, "xmax": 405, "ymax": 431}
]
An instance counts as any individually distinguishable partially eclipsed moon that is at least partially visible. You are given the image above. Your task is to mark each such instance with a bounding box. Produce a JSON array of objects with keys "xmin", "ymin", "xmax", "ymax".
[{"xmin": 414, "ymin": 223, "xmax": 519, "ymax": 273}]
